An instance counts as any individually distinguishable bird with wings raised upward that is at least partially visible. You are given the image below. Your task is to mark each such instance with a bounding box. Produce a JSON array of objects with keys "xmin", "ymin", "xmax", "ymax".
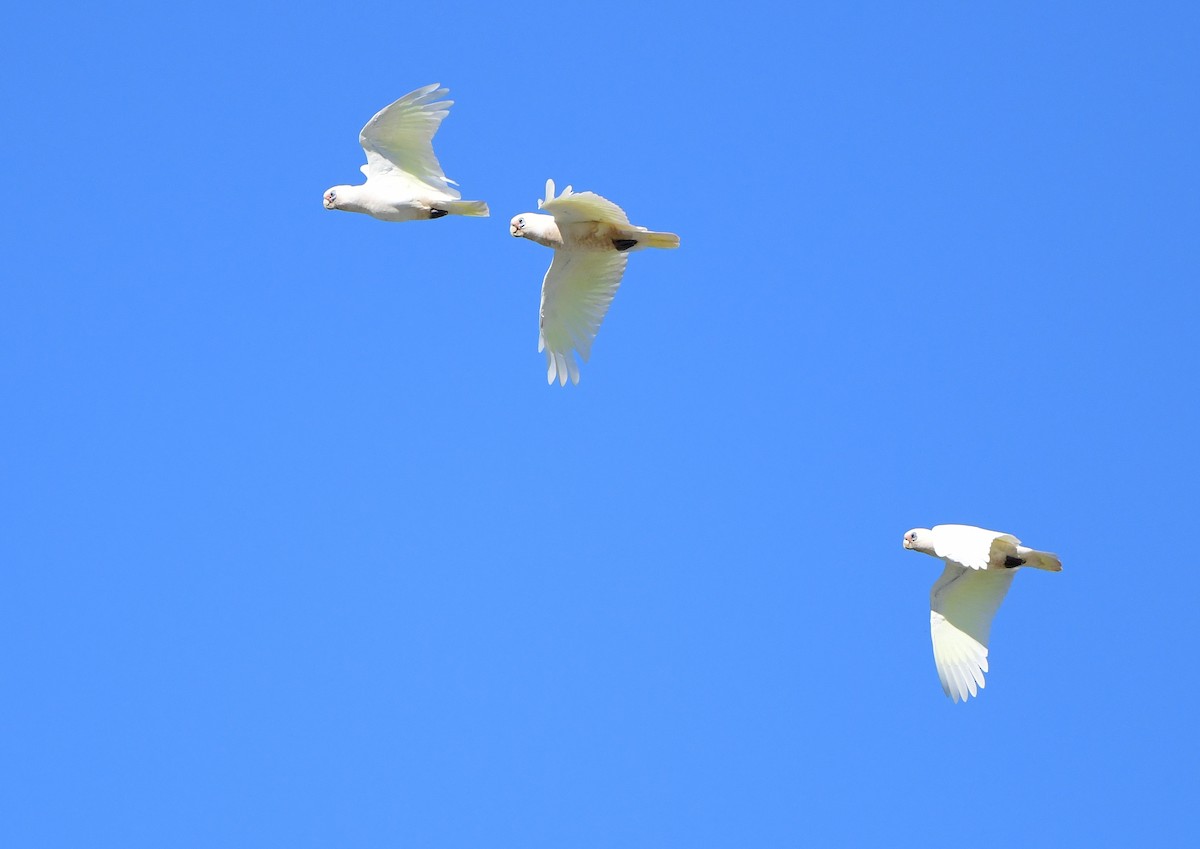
[{"xmin": 323, "ymin": 83, "xmax": 488, "ymax": 222}]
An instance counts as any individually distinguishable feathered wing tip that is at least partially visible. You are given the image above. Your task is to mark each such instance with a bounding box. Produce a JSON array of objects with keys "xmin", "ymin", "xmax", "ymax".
[
  {"xmin": 931, "ymin": 610, "xmax": 989, "ymax": 703},
  {"xmin": 544, "ymin": 349, "xmax": 580, "ymax": 386},
  {"xmin": 538, "ymin": 179, "xmax": 576, "ymax": 209},
  {"xmin": 411, "ymin": 81, "xmax": 449, "ymax": 105},
  {"xmin": 382, "ymin": 82, "xmax": 451, "ymax": 119}
]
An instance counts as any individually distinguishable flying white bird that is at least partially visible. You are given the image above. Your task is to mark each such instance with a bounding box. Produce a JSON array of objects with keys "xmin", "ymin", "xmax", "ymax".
[
  {"xmin": 323, "ymin": 83, "xmax": 488, "ymax": 222},
  {"xmin": 903, "ymin": 524, "xmax": 1062, "ymax": 703},
  {"xmin": 510, "ymin": 179, "xmax": 679, "ymax": 386}
]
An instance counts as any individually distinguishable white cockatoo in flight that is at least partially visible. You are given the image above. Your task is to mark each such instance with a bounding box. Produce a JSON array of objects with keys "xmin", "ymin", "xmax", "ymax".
[
  {"xmin": 903, "ymin": 524, "xmax": 1062, "ymax": 703},
  {"xmin": 323, "ymin": 83, "xmax": 488, "ymax": 222},
  {"xmin": 510, "ymin": 179, "xmax": 679, "ymax": 386}
]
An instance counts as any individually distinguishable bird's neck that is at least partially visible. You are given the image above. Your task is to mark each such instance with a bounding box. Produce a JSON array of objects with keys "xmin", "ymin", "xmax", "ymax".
[
  {"xmin": 337, "ymin": 184, "xmax": 372, "ymax": 214},
  {"xmin": 525, "ymin": 214, "xmax": 563, "ymax": 249}
]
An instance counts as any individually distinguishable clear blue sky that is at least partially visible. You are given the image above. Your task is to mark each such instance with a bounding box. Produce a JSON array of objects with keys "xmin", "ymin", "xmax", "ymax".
[{"xmin": 3, "ymin": 3, "xmax": 1198, "ymax": 846}]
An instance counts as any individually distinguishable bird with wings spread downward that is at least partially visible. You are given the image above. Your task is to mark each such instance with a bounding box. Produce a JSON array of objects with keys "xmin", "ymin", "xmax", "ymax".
[
  {"xmin": 903, "ymin": 524, "xmax": 1062, "ymax": 703},
  {"xmin": 510, "ymin": 179, "xmax": 679, "ymax": 386},
  {"xmin": 323, "ymin": 83, "xmax": 488, "ymax": 222}
]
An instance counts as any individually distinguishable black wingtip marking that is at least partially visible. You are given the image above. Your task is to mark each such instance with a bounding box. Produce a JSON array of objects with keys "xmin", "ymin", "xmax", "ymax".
[
  {"xmin": 613, "ymin": 239, "xmax": 638, "ymax": 252},
  {"xmin": 1004, "ymin": 555, "xmax": 1025, "ymax": 569},
  {"xmin": 430, "ymin": 209, "xmax": 449, "ymax": 219}
]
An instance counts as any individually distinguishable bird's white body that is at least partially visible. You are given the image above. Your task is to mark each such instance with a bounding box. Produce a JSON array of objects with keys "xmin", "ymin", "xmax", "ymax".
[
  {"xmin": 510, "ymin": 180, "xmax": 679, "ymax": 386},
  {"xmin": 516, "ymin": 212, "xmax": 658, "ymax": 253},
  {"xmin": 325, "ymin": 184, "xmax": 454, "ymax": 222},
  {"xmin": 323, "ymin": 83, "xmax": 488, "ymax": 222},
  {"xmin": 903, "ymin": 524, "xmax": 1062, "ymax": 703}
]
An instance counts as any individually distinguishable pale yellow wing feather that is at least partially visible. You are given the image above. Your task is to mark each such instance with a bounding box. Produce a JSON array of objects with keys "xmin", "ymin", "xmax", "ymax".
[
  {"xmin": 540, "ymin": 181, "xmax": 631, "ymax": 226},
  {"xmin": 358, "ymin": 83, "xmax": 460, "ymax": 198},
  {"xmin": 929, "ymin": 564, "xmax": 1016, "ymax": 702},
  {"xmin": 538, "ymin": 249, "xmax": 629, "ymax": 386}
]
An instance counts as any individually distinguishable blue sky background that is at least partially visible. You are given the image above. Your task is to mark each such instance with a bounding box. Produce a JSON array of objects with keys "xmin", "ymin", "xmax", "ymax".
[{"xmin": 3, "ymin": 2, "xmax": 1199, "ymax": 846}]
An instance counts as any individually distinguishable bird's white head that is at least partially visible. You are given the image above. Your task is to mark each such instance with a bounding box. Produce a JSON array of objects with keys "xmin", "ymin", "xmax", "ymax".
[
  {"xmin": 903, "ymin": 528, "xmax": 935, "ymax": 554},
  {"xmin": 509, "ymin": 212, "xmax": 556, "ymax": 244},
  {"xmin": 323, "ymin": 186, "xmax": 347, "ymax": 210}
]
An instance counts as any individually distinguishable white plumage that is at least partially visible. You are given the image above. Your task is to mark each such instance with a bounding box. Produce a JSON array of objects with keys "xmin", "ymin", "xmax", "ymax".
[
  {"xmin": 903, "ymin": 524, "xmax": 1062, "ymax": 703},
  {"xmin": 323, "ymin": 83, "xmax": 488, "ymax": 222},
  {"xmin": 510, "ymin": 180, "xmax": 679, "ymax": 386}
]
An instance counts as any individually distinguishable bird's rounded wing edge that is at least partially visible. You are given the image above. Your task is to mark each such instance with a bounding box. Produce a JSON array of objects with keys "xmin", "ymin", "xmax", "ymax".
[
  {"xmin": 929, "ymin": 565, "xmax": 1017, "ymax": 702},
  {"xmin": 358, "ymin": 83, "xmax": 460, "ymax": 197},
  {"xmin": 538, "ymin": 249, "xmax": 629, "ymax": 386},
  {"xmin": 541, "ymin": 183, "xmax": 631, "ymax": 226}
]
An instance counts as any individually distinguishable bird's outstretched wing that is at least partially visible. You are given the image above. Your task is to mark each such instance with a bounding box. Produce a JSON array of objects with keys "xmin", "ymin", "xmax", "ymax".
[
  {"xmin": 358, "ymin": 83, "xmax": 460, "ymax": 197},
  {"xmin": 538, "ymin": 249, "xmax": 629, "ymax": 386},
  {"xmin": 539, "ymin": 178, "xmax": 630, "ymax": 226},
  {"xmin": 929, "ymin": 564, "xmax": 1016, "ymax": 702},
  {"xmin": 932, "ymin": 524, "xmax": 1021, "ymax": 571}
]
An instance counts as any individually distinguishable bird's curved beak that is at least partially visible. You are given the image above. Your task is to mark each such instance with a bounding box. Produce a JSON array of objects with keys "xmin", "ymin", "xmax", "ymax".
[
  {"xmin": 510, "ymin": 224, "xmax": 522, "ymax": 237},
  {"xmin": 324, "ymin": 197, "xmax": 336, "ymax": 210},
  {"xmin": 903, "ymin": 538, "xmax": 912, "ymax": 549}
]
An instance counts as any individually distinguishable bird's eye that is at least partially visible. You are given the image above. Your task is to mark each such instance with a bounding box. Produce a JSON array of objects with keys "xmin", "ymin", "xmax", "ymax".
[{"xmin": 518, "ymin": 217, "xmax": 525, "ymax": 227}]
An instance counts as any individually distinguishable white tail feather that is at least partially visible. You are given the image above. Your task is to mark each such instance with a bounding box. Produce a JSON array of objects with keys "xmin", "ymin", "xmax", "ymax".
[
  {"xmin": 1017, "ymin": 547, "xmax": 1062, "ymax": 572},
  {"xmin": 635, "ymin": 229, "xmax": 680, "ymax": 249},
  {"xmin": 440, "ymin": 200, "xmax": 489, "ymax": 217}
]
